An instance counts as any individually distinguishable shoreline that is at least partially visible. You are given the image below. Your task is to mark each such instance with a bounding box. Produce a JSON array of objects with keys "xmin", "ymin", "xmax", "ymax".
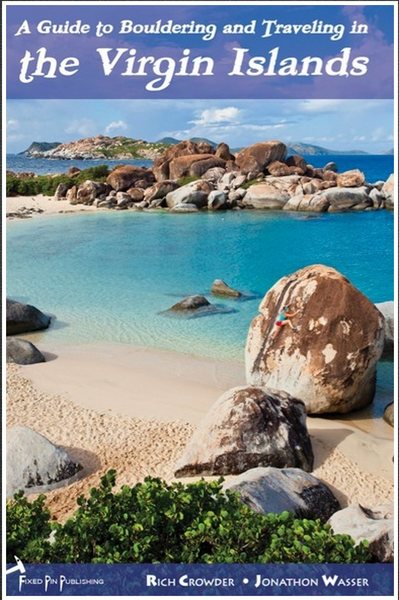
[
  {"xmin": 6, "ymin": 194, "xmax": 97, "ymax": 219},
  {"xmin": 7, "ymin": 341, "xmax": 393, "ymax": 520},
  {"xmin": 6, "ymin": 192, "xmax": 395, "ymax": 223}
]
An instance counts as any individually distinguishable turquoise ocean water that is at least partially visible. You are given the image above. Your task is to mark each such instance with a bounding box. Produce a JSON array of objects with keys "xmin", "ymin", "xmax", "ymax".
[
  {"xmin": 7, "ymin": 210, "xmax": 393, "ymax": 359},
  {"xmin": 7, "ymin": 154, "xmax": 394, "ymax": 417}
]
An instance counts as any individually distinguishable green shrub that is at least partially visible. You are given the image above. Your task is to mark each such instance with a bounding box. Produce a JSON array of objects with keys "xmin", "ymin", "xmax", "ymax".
[
  {"xmin": 241, "ymin": 178, "xmax": 260, "ymax": 189},
  {"xmin": 6, "ymin": 492, "xmax": 52, "ymax": 563},
  {"xmin": 177, "ymin": 175, "xmax": 199, "ymax": 187},
  {"xmin": 6, "ymin": 165, "xmax": 110, "ymax": 197},
  {"xmin": 6, "ymin": 471, "xmax": 371, "ymax": 564},
  {"xmin": 74, "ymin": 165, "xmax": 109, "ymax": 183}
]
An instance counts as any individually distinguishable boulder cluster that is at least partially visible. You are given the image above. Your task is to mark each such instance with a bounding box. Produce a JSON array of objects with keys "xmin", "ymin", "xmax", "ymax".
[
  {"xmin": 6, "ymin": 265, "xmax": 394, "ymax": 561},
  {"xmin": 54, "ymin": 140, "xmax": 394, "ymax": 212},
  {"xmin": 173, "ymin": 264, "xmax": 394, "ymax": 560}
]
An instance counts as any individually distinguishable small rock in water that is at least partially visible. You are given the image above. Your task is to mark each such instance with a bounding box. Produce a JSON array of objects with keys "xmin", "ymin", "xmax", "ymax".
[
  {"xmin": 6, "ymin": 337, "xmax": 46, "ymax": 365},
  {"xmin": 7, "ymin": 425, "xmax": 82, "ymax": 497},
  {"xmin": 225, "ymin": 467, "xmax": 340, "ymax": 522},
  {"xmin": 167, "ymin": 295, "xmax": 211, "ymax": 312},
  {"xmin": 211, "ymin": 279, "xmax": 242, "ymax": 298},
  {"xmin": 174, "ymin": 386, "xmax": 314, "ymax": 477},
  {"xmin": 7, "ymin": 298, "xmax": 51, "ymax": 335},
  {"xmin": 328, "ymin": 504, "xmax": 394, "ymax": 562}
]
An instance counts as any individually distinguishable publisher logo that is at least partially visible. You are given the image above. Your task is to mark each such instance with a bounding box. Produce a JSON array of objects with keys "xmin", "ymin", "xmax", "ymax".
[{"xmin": 5, "ymin": 556, "xmax": 26, "ymax": 578}]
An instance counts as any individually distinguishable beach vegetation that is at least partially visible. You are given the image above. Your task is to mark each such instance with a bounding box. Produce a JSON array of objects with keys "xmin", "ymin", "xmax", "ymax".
[
  {"xmin": 6, "ymin": 165, "xmax": 110, "ymax": 197},
  {"xmin": 6, "ymin": 491, "xmax": 52, "ymax": 563},
  {"xmin": 177, "ymin": 175, "xmax": 200, "ymax": 187},
  {"xmin": 100, "ymin": 140, "xmax": 169, "ymax": 159},
  {"xmin": 7, "ymin": 471, "xmax": 371, "ymax": 564},
  {"xmin": 241, "ymin": 178, "xmax": 261, "ymax": 189}
]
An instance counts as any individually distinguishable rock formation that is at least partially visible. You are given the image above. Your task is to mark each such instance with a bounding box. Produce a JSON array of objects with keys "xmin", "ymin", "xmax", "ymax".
[
  {"xmin": 235, "ymin": 141, "xmax": 287, "ymax": 176},
  {"xmin": 165, "ymin": 180, "xmax": 212, "ymax": 209},
  {"xmin": 376, "ymin": 301, "xmax": 394, "ymax": 359},
  {"xmin": 166, "ymin": 295, "xmax": 211, "ymax": 312},
  {"xmin": 7, "ymin": 425, "xmax": 82, "ymax": 497},
  {"xmin": 211, "ymin": 279, "xmax": 241, "ymax": 297},
  {"xmin": 328, "ymin": 504, "xmax": 394, "ymax": 562},
  {"xmin": 245, "ymin": 265, "xmax": 385, "ymax": 414},
  {"xmin": 225, "ymin": 467, "xmax": 340, "ymax": 522},
  {"xmin": 383, "ymin": 403, "xmax": 394, "ymax": 427},
  {"xmin": 153, "ymin": 140, "xmax": 215, "ymax": 181},
  {"xmin": 25, "ymin": 138, "xmax": 392, "ymax": 215},
  {"xmin": 106, "ymin": 165, "xmax": 155, "ymax": 191},
  {"xmin": 174, "ymin": 386, "xmax": 313, "ymax": 477},
  {"xmin": 7, "ymin": 299, "xmax": 51, "ymax": 335},
  {"xmin": 6, "ymin": 338, "xmax": 45, "ymax": 365}
]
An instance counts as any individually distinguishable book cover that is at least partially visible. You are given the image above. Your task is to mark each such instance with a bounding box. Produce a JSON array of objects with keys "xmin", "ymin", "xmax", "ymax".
[{"xmin": 3, "ymin": 1, "xmax": 396, "ymax": 598}]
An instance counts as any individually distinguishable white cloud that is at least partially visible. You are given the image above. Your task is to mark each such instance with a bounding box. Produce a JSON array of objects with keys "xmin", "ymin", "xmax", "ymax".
[
  {"xmin": 7, "ymin": 119, "xmax": 19, "ymax": 130},
  {"xmin": 105, "ymin": 120, "xmax": 128, "ymax": 134},
  {"xmin": 190, "ymin": 106, "xmax": 241, "ymax": 126},
  {"xmin": 298, "ymin": 100, "xmax": 346, "ymax": 113},
  {"xmin": 65, "ymin": 119, "xmax": 96, "ymax": 137}
]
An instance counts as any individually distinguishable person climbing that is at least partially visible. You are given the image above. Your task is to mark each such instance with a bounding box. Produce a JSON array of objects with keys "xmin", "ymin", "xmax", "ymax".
[{"xmin": 273, "ymin": 304, "xmax": 300, "ymax": 335}]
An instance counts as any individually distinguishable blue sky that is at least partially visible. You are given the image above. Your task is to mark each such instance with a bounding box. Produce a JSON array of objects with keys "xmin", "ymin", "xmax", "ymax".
[{"xmin": 7, "ymin": 99, "xmax": 393, "ymax": 154}]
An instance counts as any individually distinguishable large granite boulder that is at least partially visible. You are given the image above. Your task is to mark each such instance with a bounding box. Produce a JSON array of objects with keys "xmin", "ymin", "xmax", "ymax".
[
  {"xmin": 245, "ymin": 265, "xmax": 385, "ymax": 414},
  {"xmin": 144, "ymin": 180, "xmax": 179, "ymax": 202},
  {"xmin": 225, "ymin": 467, "xmax": 340, "ymax": 522},
  {"xmin": 328, "ymin": 504, "xmax": 394, "ymax": 562},
  {"xmin": 76, "ymin": 180, "xmax": 110, "ymax": 205},
  {"xmin": 6, "ymin": 337, "xmax": 45, "ymax": 365},
  {"xmin": 236, "ymin": 141, "xmax": 287, "ymax": 176},
  {"xmin": 166, "ymin": 180, "xmax": 211, "ymax": 209},
  {"xmin": 318, "ymin": 186, "xmax": 371, "ymax": 211},
  {"xmin": 375, "ymin": 301, "xmax": 394, "ymax": 359},
  {"xmin": 66, "ymin": 185, "xmax": 77, "ymax": 204},
  {"xmin": 242, "ymin": 183, "xmax": 290, "ymax": 209},
  {"xmin": 284, "ymin": 192, "xmax": 330, "ymax": 212},
  {"xmin": 153, "ymin": 140, "xmax": 214, "ymax": 181},
  {"xmin": 381, "ymin": 174, "xmax": 394, "ymax": 209},
  {"xmin": 126, "ymin": 187, "xmax": 145, "ymax": 202},
  {"xmin": 174, "ymin": 386, "xmax": 313, "ymax": 477},
  {"xmin": 169, "ymin": 203, "xmax": 199, "ymax": 213},
  {"xmin": 169, "ymin": 155, "xmax": 225, "ymax": 180},
  {"xmin": 7, "ymin": 299, "xmax": 51, "ymax": 335},
  {"xmin": 215, "ymin": 142, "xmax": 234, "ymax": 161},
  {"xmin": 202, "ymin": 166, "xmax": 226, "ymax": 182},
  {"xmin": 286, "ymin": 155, "xmax": 308, "ymax": 173},
  {"xmin": 54, "ymin": 182, "xmax": 69, "ymax": 200},
  {"xmin": 7, "ymin": 425, "xmax": 82, "ymax": 497},
  {"xmin": 336, "ymin": 169, "xmax": 365, "ymax": 188},
  {"xmin": 107, "ymin": 165, "xmax": 155, "ymax": 191},
  {"xmin": 207, "ymin": 191, "xmax": 227, "ymax": 211},
  {"xmin": 267, "ymin": 161, "xmax": 304, "ymax": 177}
]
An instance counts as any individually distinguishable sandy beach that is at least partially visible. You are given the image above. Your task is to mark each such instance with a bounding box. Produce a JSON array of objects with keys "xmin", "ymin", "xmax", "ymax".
[
  {"xmin": 6, "ymin": 194, "xmax": 97, "ymax": 218},
  {"xmin": 7, "ymin": 341, "xmax": 394, "ymax": 521}
]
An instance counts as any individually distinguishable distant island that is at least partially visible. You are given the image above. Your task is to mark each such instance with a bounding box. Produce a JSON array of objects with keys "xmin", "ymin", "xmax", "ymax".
[
  {"xmin": 19, "ymin": 136, "xmax": 374, "ymax": 161},
  {"xmin": 22, "ymin": 141, "xmax": 62, "ymax": 155}
]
